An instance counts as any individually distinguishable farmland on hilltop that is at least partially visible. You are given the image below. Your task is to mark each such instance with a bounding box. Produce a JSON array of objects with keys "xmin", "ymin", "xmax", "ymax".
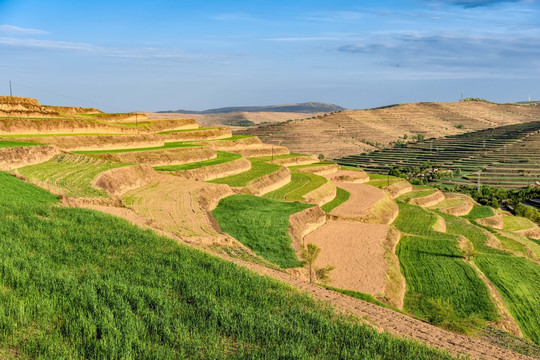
[{"xmin": 0, "ymin": 96, "xmax": 539, "ymax": 359}]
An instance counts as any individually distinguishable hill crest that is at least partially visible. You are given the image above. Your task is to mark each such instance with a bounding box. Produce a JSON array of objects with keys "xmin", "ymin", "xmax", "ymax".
[{"xmin": 158, "ymin": 102, "xmax": 345, "ymax": 114}]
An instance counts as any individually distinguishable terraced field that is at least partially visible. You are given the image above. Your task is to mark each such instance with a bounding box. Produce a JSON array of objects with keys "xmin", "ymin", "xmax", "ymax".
[
  {"xmin": 212, "ymin": 195, "xmax": 312, "ymax": 268},
  {"xmin": 0, "ymin": 140, "xmax": 39, "ymax": 147},
  {"xmin": 263, "ymin": 170, "xmax": 328, "ymax": 202},
  {"xmin": 3, "ymin": 97, "xmax": 540, "ymax": 358},
  {"xmin": 73, "ymin": 140, "xmax": 199, "ymax": 154},
  {"xmin": 17, "ymin": 154, "xmax": 128, "ymax": 197},
  {"xmin": 209, "ymin": 156, "xmax": 282, "ymax": 187},
  {"xmin": 475, "ymin": 254, "xmax": 540, "ymax": 344},
  {"xmin": 154, "ymin": 151, "xmax": 242, "ymax": 171},
  {"xmin": 394, "ymin": 202, "xmax": 499, "ymax": 327},
  {"xmin": 337, "ymin": 121, "xmax": 540, "ymax": 189}
]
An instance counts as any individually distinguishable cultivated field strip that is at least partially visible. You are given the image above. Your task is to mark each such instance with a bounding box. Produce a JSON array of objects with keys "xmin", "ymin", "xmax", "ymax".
[
  {"xmin": 393, "ymin": 202, "xmax": 499, "ymax": 323},
  {"xmin": 337, "ymin": 121, "xmax": 540, "ymax": 188},
  {"xmin": 475, "ymin": 254, "xmax": 540, "ymax": 344},
  {"xmin": 263, "ymin": 170, "xmax": 329, "ymax": 203},
  {"xmin": 123, "ymin": 175, "xmax": 233, "ymax": 242},
  {"xmin": 17, "ymin": 154, "xmax": 127, "ymax": 198}
]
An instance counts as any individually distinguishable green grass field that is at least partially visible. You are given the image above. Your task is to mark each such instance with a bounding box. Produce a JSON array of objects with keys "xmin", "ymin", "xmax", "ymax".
[
  {"xmin": 0, "ymin": 172, "xmax": 458, "ymax": 359},
  {"xmin": 394, "ymin": 203, "xmax": 498, "ymax": 330},
  {"xmin": 438, "ymin": 211, "xmax": 540, "ymax": 344},
  {"xmin": 212, "ymin": 195, "xmax": 312, "ymax": 268},
  {"xmin": 438, "ymin": 212, "xmax": 506, "ymax": 255},
  {"xmin": 475, "ymin": 254, "xmax": 540, "ymax": 344},
  {"xmin": 74, "ymin": 141, "xmax": 199, "ymax": 154},
  {"xmin": 397, "ymin": 235, "xmax": 498, "ymax": 324},
  {"xmin": 209, "ymin": 157, "xmax": 282, "ymax": 187},
  {"xmin": 0, "ymin": 140, "xmax": 40, "ymax": 148},
  {"xmin": 321, "ymin": 187, "xmax": 351, "ymax": 212},
  {"xmin": 428, "ymin": 196, "xmax": 466, "ymax": 211},
  {"xmin": 502, "ymin": 215, "xmax": 536, "ymax": 231},
  {"xmin": 464, "ymin": 205, "xmax": 495, "ymax": 219},
  {"xmin": 154, "ymin": 151, "xmax": 242, "ymax": 171},
  {"xmin": 288, "ymin": 161, "xmax": 333, "ymax": 170},
  {"xmin": 17, "ymin": 154, "xmax": 128, "ymax": 198},
  {"xmin": 366, "ymin": 173, "xmax": 402, "ymax": 187},
  {"xmin": 263, "ymin": 170, "xmax": 328, "ymax": 203},
  {"xmin": 393, "ymin": 203, "xmax": 453, "ymax": 239},
  {"xmin": 396, "ymin": 189, "xmax": 437, "ymax": 203}
]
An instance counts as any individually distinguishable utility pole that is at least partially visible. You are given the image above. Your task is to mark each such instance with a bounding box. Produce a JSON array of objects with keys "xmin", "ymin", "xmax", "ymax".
[
  {"xmin": 461, "ymin": 90, "xmax": 463, "ymax": 101},
  {"xmin": 9, "ymin": 81, "xmax": 12, "ymax": 96}
]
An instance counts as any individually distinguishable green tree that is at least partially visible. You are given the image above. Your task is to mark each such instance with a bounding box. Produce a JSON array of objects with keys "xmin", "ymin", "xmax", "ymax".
[{"xmin": 302, "ymin": 243, "xmax": 321, "ymax": 283}]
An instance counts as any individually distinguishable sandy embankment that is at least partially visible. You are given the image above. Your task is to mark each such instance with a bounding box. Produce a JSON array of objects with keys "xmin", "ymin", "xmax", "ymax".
[
  {"xmin": 326, "ymin": 169, "xmax": 369, "ymax": 184},
  {"xmin": 242, "ymin": 166, "xmax": 291, "ymax": 196},
  {"xmin": 409, "ymin": 189, "xmax": 445, "ymax": 207},
  {"xmin": 0, "ymin": 145, "xmax": 59, "ymax": 171},
  {"xmin": 96, "ymin": 147, "xmax": 217, "ymax": 167},
  {"xmin": 329, "ymin": 183, "xmax": 399, "ymax": 224},
  {"xmin": 169, "ymin": 157, "xmax": 252, "ymax": 181},
  {"xmin": 384, "ymin": 180, "xmax": 413, "ymax": 198}
]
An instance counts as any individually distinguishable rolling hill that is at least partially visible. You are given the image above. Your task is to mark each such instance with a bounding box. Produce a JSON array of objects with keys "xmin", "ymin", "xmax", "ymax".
[
  {"xmin": 238, "ymin": 99, "xmax": 540, "ymax": 159},
  {"xmin": 158, "ymin": 101, "xmax": 345, "ymax": 114},
  {"xmin": 0, "ymin": 96, "xmax": 539, "ymax": 359}
]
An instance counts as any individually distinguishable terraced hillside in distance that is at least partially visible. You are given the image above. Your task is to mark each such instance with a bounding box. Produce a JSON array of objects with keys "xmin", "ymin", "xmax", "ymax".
[
  {"xmin": 238, "ymin": 99, "xmax": 540, "ymax": 159},
  {"xmin": 337, "ymin": 120, "xmax": 540, "ymax": 189},
  {"xmin": 1, "ymin": 96, "xmax": 539, "ymax": 360}
]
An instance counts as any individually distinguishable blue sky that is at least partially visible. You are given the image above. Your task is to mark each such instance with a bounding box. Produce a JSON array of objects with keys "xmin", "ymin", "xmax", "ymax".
[{"xmin": 1, "ymin": 0, "xmax": 539, "ymax": 111}]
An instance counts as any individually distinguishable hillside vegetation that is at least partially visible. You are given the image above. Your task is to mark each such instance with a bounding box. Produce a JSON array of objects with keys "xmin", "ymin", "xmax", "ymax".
[
  {"xmin": 0, "ymin": 171, "xmax": 459, "ymax": 359},
  {"xmin": 2, "ymin": 97, "xmax": 539, "ymax": 359}
]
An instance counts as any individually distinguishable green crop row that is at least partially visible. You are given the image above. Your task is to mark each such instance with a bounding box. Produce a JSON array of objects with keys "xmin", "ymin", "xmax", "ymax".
[
  {"xmin": 502, "ymin": 215, "xmax": 536, "ymax": 231},
  {"xmin": 393, "ymin": 203, "xmax": 454, "ymax": 240},
  {"xmin": 0, "ymin": 173, "xmax": 458, "ymax": 359},
  {"xmin": 74, "ymin": 141, "xmax": 199, "ymax": 154},
  {"xmin": 397, "ymin": 236, "xmax": 498, "ymax": 325},
  {"xmin": 212, "ymin": 194, "xmax": 311, "ymax": 268},
  {"xmin": 0, "ymin": 140, "xmax": 40, "ymax": 148},
  {"xmin": 396, "ymin": 189, "xmax": 437, "ymax": 203},
  {"xmin": 394, "ymin": 203, "xmax": 499, "ymax": 331},
  {"xmin": 209, "ymin": 157, "xmax": 282, "ymax": 187},
  {"xmin": 475, "ymin": 254, "xmax": 540, "ymax": 344},
  {"xmin": 321, "ymin": 187, "xmax": 351, "ymax": 212},
  {"xmin": 263, "ymin": 166, "xmax": 330, "ymax": 203},
  {"xmin": 464, "ymin": 205, "xmax": 495, "ymax": 219},
  {"xmin": 154, "ymin": 151, "xmax": 242, "ymax": 171},
  {"xmin": 17, "ymin": 154, "xmax": 127, "ymax": 198}
]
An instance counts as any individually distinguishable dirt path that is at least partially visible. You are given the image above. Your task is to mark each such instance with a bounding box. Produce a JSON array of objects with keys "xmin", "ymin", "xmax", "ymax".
[
  {"xmin": 304, "ymin": 220, "xmax": 389, "ymax": 295},
  {"xmin": 221, "ymin": 253, "xmax": 534, "ymax": 360},
  {"xmin": 330, "ymin": 182, "xmax": 385, "ymax": 218}
]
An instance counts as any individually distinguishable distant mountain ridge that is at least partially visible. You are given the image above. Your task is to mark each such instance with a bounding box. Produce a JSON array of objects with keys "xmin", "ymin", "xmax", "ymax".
[{"xmin": 158, "ymin": 102, "xmax": 346, "ymax": 114}]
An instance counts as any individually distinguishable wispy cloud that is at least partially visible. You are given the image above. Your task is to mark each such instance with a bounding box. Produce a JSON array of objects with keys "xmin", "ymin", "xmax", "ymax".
[
  {"xmin": 262, "ymin": 36, "xmax": 343, "ymax": 42},
  {"xmin": 0, "ymin": 24, "xmax": 49, "ymax": 35},
  {"xmin": 338, "ymin": 31, "xmax": 540, "ymax": 75},
  {"xmin": 0, "ymin": 37, "xmax": 213, "ymax": 62},
  {"xmin": 429, "ymin": 0, "xmax": 533, "ymax": 7}
]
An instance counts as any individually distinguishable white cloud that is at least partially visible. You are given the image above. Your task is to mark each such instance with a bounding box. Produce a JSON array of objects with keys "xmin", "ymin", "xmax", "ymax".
[
  {"xmin": 0, "ymin": 37, "xmax": 209, "ymax": 62},
  {"xmin": 0, "ymin": 25, "xmax": 49, "ymax": 35},
  {"xmin": 262, "ymin": 37, "xmax": 343, "ymax": 42}
]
